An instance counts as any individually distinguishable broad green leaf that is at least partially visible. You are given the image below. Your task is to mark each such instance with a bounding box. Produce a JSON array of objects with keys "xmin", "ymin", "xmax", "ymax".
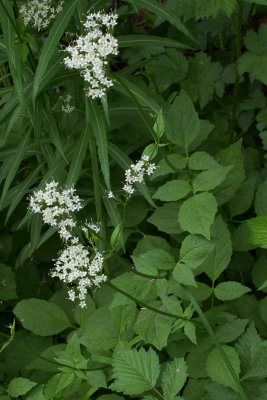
[
  {"xmin": 181, "ymin": 52, "xmax": 223, "ymax": 108},
  {"xmin": 66, "ymin": 123, "xmax": 90, "ymax": 187},
  {"xmin": 44, "ymin": 372, "xmax": 75, "ymax": 398},
  {"xmin": 194, "ymin": 0, "xmax": 236, "ymax": 18},
  {"xmin": 134, "ymin": 307, "xmax": 173, "ymax": 350},
  {"xmin": 188, "ymin": 151, "xmax": 220, "ymax": 170},
  {"xmin": 192, "ymin": 166, "xmax": 232, "ymax": 192},
  {"xmin": 173, "ymin": 264, "xmax": 196, "ymax": 287},
  {"xmin": 236, "ymin": 324, "xmax": 267, "ymax": 380},
  {"xmin": 8, "ymin": 378, "xmax": 37, "ymax": 398},
  {"xmin": 238, "ymin": 23, "xmax": 267, "ymax": 85},
  {"xmin": 214, "ymin": 282, "xmax": 250, "ymax": 301},
  {"xmin": 178, "ymin": 192, "xmax": 217, "ymax": 239},
  {"xmin": 184, "ymin": 321, "xmax": 197, "ymax": 344},
  {"xmin": 162, "ymin": 358, "xmax": 188, "ymax": 400},
  {"xmin": 111, "ymin": 347, "xmax": 160, "ymax": 395},
  {"xmin": 152, "ymin": 154, "xmax": 187, "ymax": 179},
  {"xmin": 131, "ymin": 249, "xmax": 175, "ymax": 275},
  {"xmin": 165, "ymin": 90, "xmax": 200, "ymax": 152},
  {"xmin": 127, "ymin": 0, "xmax": 195, "ymax": 40},
  {"xmin": 216, "ymin": 318, "xmax": 249, "ymax": 343},
  {"xmin": 33, "ymin": 0, "xmax": 78, "ymax": 100},
  {"xmin": 214, "ymin": 140, "xmax": 245, "ymax": 205},
  {"xmin": 148, "ymin": 202, "xmax": 183, "ymax": 234},
  {"xmin": 252, "ymin": 256, "xmax": 267, "ymax": 293},
  {"xmin": 13, "ymin": 299, "xmax": 72, "ymax": 336},
  {"xmin": 118, "ymin": 35, "xmax": 192, "ymax": 49},
  {"xmin": 206, "ymin": 346, "xmax": 241, "ymax": 392},
  {"xmin": 88, "ymin": 99, "xmax": 111, "ymax": 190},
  {"xmin": 153, "ymin": 109, "xmax": 164, "ymax": 139},
  {"xmin": 228, "ymin": 176, "xmax": 257, "ymax": 218},
  {"xmin": 0, "ymin": 264, "xmax": 17, "ymax": 301},
  {"xmin": 86, "ymin": 370, "xmax": 107, "ymax": 388},
  {"xmin": 153, "ymin": 180, "xmax": 191, "ymax": 201},
  {"xmin": 26, "ymin": 385, "xmax": 45, "ymax": 400},
  {"xmin": 179, "ymin": 234, "xmax": 215, "ymax": 269},
  {"xmin": 204, "ymin": 216, "xmax": 232, "ymax": 282},
  {"xmin": 247, "ymin": 216, "xmax": 267, "ymax": 248}
]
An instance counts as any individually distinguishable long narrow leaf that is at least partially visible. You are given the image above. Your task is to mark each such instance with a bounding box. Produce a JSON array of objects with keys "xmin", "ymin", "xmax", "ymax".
[
  {"xmin": 88, "ymin": 99, "xmax": 111, "ymax": 190},
  {"xmin": 33, "ymin": 0, "xmax": 78, "ymax": 101},
  {"xmin": 1, "ymin": 129, "xmax": 31, "ymax": 205},
  {"xmin": 42, "ymin": 107, "xmax": 68, "ymax": 163},
  {"xmin": 118, "ymin": 35, "xmax": 193, "ymax": 50}
]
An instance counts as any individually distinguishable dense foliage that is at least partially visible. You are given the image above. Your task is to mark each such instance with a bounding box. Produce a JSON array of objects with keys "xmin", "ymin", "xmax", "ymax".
[{"xmin": 1, "ymin": 0, "xmax": 267, "ymax": 399}]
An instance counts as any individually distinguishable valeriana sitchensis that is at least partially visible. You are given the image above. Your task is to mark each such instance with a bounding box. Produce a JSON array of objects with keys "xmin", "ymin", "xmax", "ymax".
[
  {"xmin": 28, "ymin": 181, "xmax": 107, "ymax": 307},
  {"xmin": 63, "ymin": 11, "xmax": 118, "ymax": 99},
  {"xmin": 123, "ymin": 155, "xmax": 156, "ymax": 196},
  {"xmin": 19, "ymin": 0, "xmax": 64, "ymax": 31}
]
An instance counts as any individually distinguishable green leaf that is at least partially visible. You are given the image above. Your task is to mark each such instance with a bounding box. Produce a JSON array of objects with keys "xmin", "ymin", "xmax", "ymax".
[
  {"xmin": 44, "ymin": 372, "xmax": 75, "ymax": 398},
  {"xmin": 228, "ymin": 176, "xmax": 257, "ymax": 218},
  {"xmin": 252, "ymin": 256, "xmax": 267, "ymax": 293},
  {"xmin": 8, "ymin": 378, "xmax": 37, "ymax": 398},
  {"xmin": 184, "ymin": 321, "xmax": 197, "ymax": 344},
  {"xmin": 214, "ymin": 282, "xmax": 251, "ymax": 301},
  {"xmin": 165, "ymin": 90, "xmax": 200, "ymax": 152},
  {"xmin": 153, "ymin": 109, "xmax": 164, "ymax": 139},
  {"xmin": 152, "ymin": 154, "xmax": 187, "ymax": 179},
  {"xmin": 178, "ymin": 192, "xmax": 217, "ymax": 239},
  {"xmin": 188, "ymin": 151, "xmax": 220, "ymax": 170},
  {"xmin": 173, "ymin": 264, "xmax": 196, "ymax": 287},
  {"xmin": 127, "ymin": 0, "xmax": 195, "ymax": 41},
  {"xmin": 204, "ymin": 216, "xmax": 232, "ymax": 282},
  {"xmin": 26, "ymin": 385, "xmax": 45, "ymax": 400},
  {"xmin": 238, "ymin": 23, "xmax": 267, "ymax": 85},
  {"xmin": 255, "ymin": 180, "xmax": 267, "ymax": 216},
  {"xmin": 66, "ymin": 123, "xmax": 90, "ymax": 187},
  {"xmin": 13, "ymin": 299, "xmax": 72, "ymax": 336},
  {"xmin": 179, "ymin": 234, "xmax": 215, "ymax": 269},
  {"xmin": 148, "ymin": 202, "xmax": 183, "ymax": 234},
  {"xmin": 88, "ymin": 99, "xmax": 111, "ymax": 190},
  {"xmin": 162, "ymin": 358, "xmax": 188, "ymax": 400},
  {"xmin": 110, "ymin": 347, "xmax": 160, "ymax": 395},
  {"xmin": 33, "ymin": 0, "xmax": 78, "ymax": 100},
  {"xmin": 214, "ymin": 140, "xmax": 245, "ymax": 205},
  {"xmin": 86, "ymin": 370, "xmax": 107, "ymax": 388},
  {"xmin": 134, "ymin": 307, "xmax": 173, "ymax": 350},
  {"xmin": 247, "ymin": 216, "xmax": 267, "ymax": 248},
  {"xmin": 153, "ymin": 179, "xmax": 191, "ymax": 201},
  {"xmin": 118, "ymin": 35, "xmax": 192, "ymax": 50},
  {"xmin": 111, "ymin": 224, "xmax": 122, "ymax": 249},
  {"xmin": 206, "ymin": 345, "xmax": 241, "ymax": 392},
  {"xmin": 181, "ymin": 52, "xmax": 223, "ymax": 108},
  {"xmin": 192, "ymin": 166, "xmax": 232, "ymax": 192},
  {"xmin": 0, "ymin": 264, "xmax": 17, "ymax": 301},
  {"xmin": 131, "ymin": 249, "xmax": 175, "ymax": 275},
  {"xmin": 216, "ymin": 319, "xmax": 249, "ymax": 343},
  {"xmin": 194, "ymin": 0, "xmax": 236, "ymax": 18}
]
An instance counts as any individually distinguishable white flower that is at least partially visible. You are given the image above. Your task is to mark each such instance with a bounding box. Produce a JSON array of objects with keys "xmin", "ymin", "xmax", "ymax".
[
  {"xmin": 52, "ymin": 244, "xmax": 107, "ymax": 306},
  {"xmin": 19, "ymin": 0, "xmax": 64, "ymax": 31},
  {"xmin": 107, "ymin": 191, "xmax": 115, "ymax": 198},
  {"xmin": 122, "ymin": 156, "xmax": 156, "ymax": 196},
  {"xmin": 28, "ymin": 181, "xmax": 83, "ymax": 241},
  {"xmin": 60, "ymin": 94, "xmax": 75, "ymax": 113},
  {"xmin": 63, "ymin": 11, "xmax": 118, "ymax": 99}
]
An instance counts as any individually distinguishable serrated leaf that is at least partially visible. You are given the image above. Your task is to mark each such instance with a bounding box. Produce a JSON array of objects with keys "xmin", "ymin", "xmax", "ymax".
[
  {"xmin": 131, "ymin": 249, "xmax": 175, "ymax": 275},
  {"xmin": 8, "ymin": 378, "xmax": 37, "ymax": 397},
  {"xmin": 111, "ymin": 347, "xmax": 160, "ymax": 395},
  {"xmin": 178, "ymin": 192, "xmax": 217, "ymax": 239},
  {"xmin": 153, "ymin": 180, "xmax": 191, "ymax": 201},
  {"xmin": 13, "ymin": 299, "xmax": 72, "ymax": 336},
  {"xmin": 148, "ymin": 202, "xmax": 183, "ymax": 234},
  {"xmin": 162, "ymin": 358, "xmax": 188, "ymax": 400},
  {"xmin": 179, "ymin": 234, "xmax": 215, "ymax": 269},
  {"xmin": 247, "ymin": 216, "xmax": 267, "ymax": 248},
  {"xmin": 173, "ymin": 264, "xmax": 196, "ymax": 287},
  {"xmin": 188, "ymin": 151, "xmax": 220, "ymax": 170},
  {"xmin": 214, "ymin": 282, "xmax": 250, "ymax": 301},
  {"xmin": 206, "ymin": 346, "xmax": 241, "ymax": 392},
  {"xmin": 165, "ymin": 90, "xmax": 200, "ymax": 152},
  {"xmin": 192, "ymin": 166, "xmax": 231, "ymax": 192}
]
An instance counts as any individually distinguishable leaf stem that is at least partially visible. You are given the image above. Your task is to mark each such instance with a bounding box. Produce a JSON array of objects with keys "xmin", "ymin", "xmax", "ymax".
[
  {"xmin": 183, "ymin": 286, "xmax": 249, "ymax": 400},
  {"xmin": 153, "ymin": 387, "xmax": 166, "ymax": 400},
  {"xmin": 228, "ymin": 0, "xmax": 243, "ymax": 144}
]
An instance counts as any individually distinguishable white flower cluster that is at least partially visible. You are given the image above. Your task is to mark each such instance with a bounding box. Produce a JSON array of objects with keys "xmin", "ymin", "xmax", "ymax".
[
  {"xmin": 123, "ymin": 155, "xmax": 156, "ymax": 195},
  {"xmin": 60, "ymin": 94, "xmax": 75, "ymax": 114},
  {"xmin": 63, "ymin": 11, "xmax": 118, "ymax": 99},
  {"xmin": 29, "ymin": 181, "xmax": 82, "ymax": 242},
  {"xmin": 29, "ymin": 181, "xmax": 107, "ymax": 307},
  {"xmin": 19, "ymin": 0, "xmax": 64, "ymax": 31},
  {"xmin": 52, "ymin": 244, "xmax": 107, "ymax": 308}
]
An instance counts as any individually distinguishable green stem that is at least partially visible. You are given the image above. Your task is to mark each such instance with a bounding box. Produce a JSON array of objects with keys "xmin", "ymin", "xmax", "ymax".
[
  {"xmin": 0, "ymin": 0, "xmax": 36, "ymax": 71},
  {"xmin": 153, "ymin": 387, "xmax": 166, "ymax": 400},
  {"xmin": 183, "ymin": 286, "xmax": 249, "ymax": 400},
  {"xmin": 107, "ymin": 281, "xmax": 190, "ymax": 322},
  {"xmin": 228, "ymin": 0, "xmax": 243, "ymax": 144}
]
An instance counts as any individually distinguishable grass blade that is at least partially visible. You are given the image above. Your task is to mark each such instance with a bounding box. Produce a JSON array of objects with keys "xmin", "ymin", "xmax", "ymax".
[
  {"xmin": 118, "ymin": 35, "xmax": 194, "ymax": 50},
  {"xmin": 33, "ymin": 0, "xmax": 78, "ymax": 101}
]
